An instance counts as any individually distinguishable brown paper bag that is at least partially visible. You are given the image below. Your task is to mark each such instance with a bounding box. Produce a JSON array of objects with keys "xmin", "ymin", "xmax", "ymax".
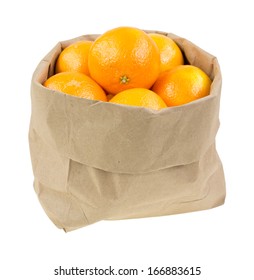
[{"xmin": 29, "ymin": 31, "xmax": 226, "ymax": 232}]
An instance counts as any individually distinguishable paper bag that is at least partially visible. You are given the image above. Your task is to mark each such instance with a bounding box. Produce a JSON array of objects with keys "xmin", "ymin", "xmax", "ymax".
[{"xmin": 29, "ymin": 31, "xmax": 226, "ymax": 232}]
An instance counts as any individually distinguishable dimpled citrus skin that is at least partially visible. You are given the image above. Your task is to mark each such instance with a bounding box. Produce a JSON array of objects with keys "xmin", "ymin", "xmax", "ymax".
[
  {"xmin": 152, "ymin": 65, "xmax": 212, "ymax": 107},
  {"xmin": 43, "ymin": 72, "xmax": 107, "ymax": 101},
  {"xmin": 88, "ymin": 27, "xmax": 160, "ymax": 94},
  {"xmin": 109, "ymin": 88, "xmax": 167, "ymax": 110},
  {"xmin": 55, "ymin": 41, "xmax": 93, "ymax": 75},
  {"xmin": 149, "ymin": 33, "xmax": 184, "ymax": 73}
]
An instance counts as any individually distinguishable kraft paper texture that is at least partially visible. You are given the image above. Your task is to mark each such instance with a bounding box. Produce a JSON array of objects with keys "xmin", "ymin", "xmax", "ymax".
[{"xmin": 29, "ymin": 31, "xmax": 226, "ymax": 232}]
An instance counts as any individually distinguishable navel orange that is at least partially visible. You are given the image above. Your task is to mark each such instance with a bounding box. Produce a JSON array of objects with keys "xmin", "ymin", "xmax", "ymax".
[
  {"xmin": 109, "ymin": 88, "xmax": 167, "ymax": 110},
  {"xmin": 149, "ymin": 33, "xmax": 184, "ymax": 73},
  {"xmin": 152, "ymin": 65, "xmax": 212, "ymax": 106},
  {"xmin": 55, "ymin": 41, "xmax": 93, "ymax": 75},
  {"xmin": 43, "ymin": 72, "xmax": 107, "ymax": 101},
  {"xmin": 88, "ymin": 27, "xmax": 160, "ymax": 94}
]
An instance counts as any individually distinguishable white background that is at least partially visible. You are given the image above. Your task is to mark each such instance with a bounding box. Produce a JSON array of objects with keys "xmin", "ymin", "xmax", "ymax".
[{"xmin": 1, "ymin": 0, "xmax": 253, "ymax": 279}]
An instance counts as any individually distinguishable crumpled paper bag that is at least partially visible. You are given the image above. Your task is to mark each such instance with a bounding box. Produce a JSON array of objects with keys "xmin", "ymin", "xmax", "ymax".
[{"xmin": 29, "ymin": 31, "xmax": 226, "ymax": 231}]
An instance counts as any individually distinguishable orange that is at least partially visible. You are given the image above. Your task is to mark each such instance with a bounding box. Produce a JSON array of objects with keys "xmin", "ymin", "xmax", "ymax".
[
  {"xmin": 88, "ymin": 26, "xmax": 160, "ymax": 94},
  {"xmin": 43, "ymin": 72, "xmax": 107, "ymax": 101},
  {"xmin": 55, "ymin": 41, "xmax": 93, "ymax": 75},
  {"xmin": 152, "ymin": 65, "xmax": 212, "ymax": 106},
  {"xmin": 109, "ymin": 88, "xmax": 167, "ymax": 110},
  {"xmin": 149, "ymin": 33, "xmax": 184, "ymax": 73}
]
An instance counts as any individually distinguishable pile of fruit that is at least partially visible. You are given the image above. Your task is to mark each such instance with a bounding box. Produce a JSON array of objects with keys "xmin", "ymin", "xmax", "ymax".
[{"xmin": 44, "ymin": 26, "xmax": 212, "ymax": 110}]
